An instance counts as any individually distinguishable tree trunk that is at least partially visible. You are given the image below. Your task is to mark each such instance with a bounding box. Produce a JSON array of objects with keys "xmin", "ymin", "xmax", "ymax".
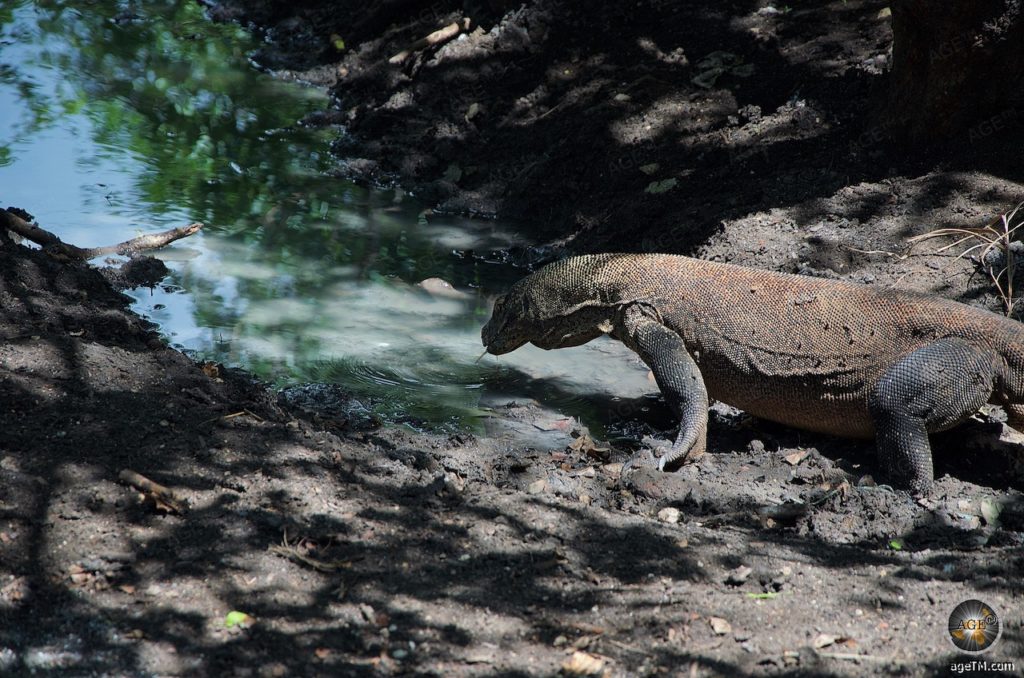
[{"xmin": 881, "ymin": 0, "xmax": 1024, "ymax": 145}]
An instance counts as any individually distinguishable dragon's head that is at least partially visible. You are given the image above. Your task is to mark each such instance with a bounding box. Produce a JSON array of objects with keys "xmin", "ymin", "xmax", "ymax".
[{"xmin": 481, "ymin": 257, "xmax": 615, "ymax": 355}]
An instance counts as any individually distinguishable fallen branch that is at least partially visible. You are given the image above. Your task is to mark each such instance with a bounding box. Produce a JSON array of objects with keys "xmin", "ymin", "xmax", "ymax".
[
  {"xmin": 84, "ymin": 222, "xmax": 204, "ymax": 259},
  {"xmin": 118, "ymin": 469, "xmax": 187, "ymax": 514},
  {"xmin": 388, "ymin": 18, "xmax": 471, "ymax": 65},
  {"xmin": 1, "ymin": 207, "xmax": 202, "ymax": 260}
]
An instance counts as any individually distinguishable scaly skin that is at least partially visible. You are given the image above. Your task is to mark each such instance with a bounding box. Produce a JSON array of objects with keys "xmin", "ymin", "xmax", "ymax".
[{"xmin": 481, "ymin": 254, "xmax": 1024, "ymax": 493}]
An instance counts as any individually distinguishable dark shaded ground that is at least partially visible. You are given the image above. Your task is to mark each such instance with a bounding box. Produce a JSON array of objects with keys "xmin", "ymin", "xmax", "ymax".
[{"xmin": 3, "ymin": 0, "xmax": 1024, "ymax": 675}]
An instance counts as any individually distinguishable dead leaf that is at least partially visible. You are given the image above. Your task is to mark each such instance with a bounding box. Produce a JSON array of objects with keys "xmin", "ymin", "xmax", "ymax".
[
  {"xmin": 534, "ymin": 417, "xmax": 573, "ymax": 432},
  {"xmin": 783, "ymin": 450, "xmax": 809, "ymax": 466},
  {"xmin": 601, "ymin": 462, "xmax": 623, "ymax": 476},
  {"xmin": 561, "ymin": 650, "xmax": 605, "ymax": 675},
  {"xmin": 568, "ymin": 433, "xmax": 611, "ymax": 461}
]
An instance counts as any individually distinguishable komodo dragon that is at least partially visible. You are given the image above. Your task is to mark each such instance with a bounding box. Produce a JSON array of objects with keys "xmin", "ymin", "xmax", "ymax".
[{"xmin": 481, "ymin": 253, "xmax": 1024, "ymax": 493}]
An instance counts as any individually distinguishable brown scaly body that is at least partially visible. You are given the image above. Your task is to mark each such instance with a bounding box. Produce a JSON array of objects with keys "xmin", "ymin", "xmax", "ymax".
[{"xmin": 482, "ymin": 254, "xmax": 1024, "ymax": 493}]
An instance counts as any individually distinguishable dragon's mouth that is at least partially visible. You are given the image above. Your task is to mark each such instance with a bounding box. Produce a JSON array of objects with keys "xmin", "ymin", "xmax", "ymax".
[
  {"xmin": 484, "ymin": 337, "xmax": 528, "ymax": 355},
  {"xmin": 480, "ymin": 320, "xmax": 527, "ymax": 355}
]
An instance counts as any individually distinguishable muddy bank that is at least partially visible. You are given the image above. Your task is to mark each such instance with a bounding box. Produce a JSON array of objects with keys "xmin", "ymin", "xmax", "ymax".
[{"xmin": 2, "ymin": 228, "xmax": 1023, "ymax": 675}]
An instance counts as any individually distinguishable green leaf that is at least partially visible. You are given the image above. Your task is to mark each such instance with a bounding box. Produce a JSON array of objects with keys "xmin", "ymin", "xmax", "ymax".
[
  {"xmin": 732, "ymin": 63, "xmax": 756, "ymax": 78},
  {"xmin": 888, "ymin": 539, "xmax": 903, "ymax": 551},
  {"xmin": 225, "ymin": 610, "xmax": 253, "ymax": 627},
  {"xmin": 745, "ymin": 592, "xmax": 778, "ymax": 600},
  {"xmin": 980, "ymin": 499, "xmax": 1001, "ymax": 527},
  {"xmin": 644, "ymin": 178, "xmax": 678, "ymax": 194},
  {"xmin": 443, "ymin": 164, "xmax": 463, "ymax": 183}
]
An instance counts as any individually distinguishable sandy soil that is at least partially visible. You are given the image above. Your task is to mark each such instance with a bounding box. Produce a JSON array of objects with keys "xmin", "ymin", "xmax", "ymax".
[{"xmin": 2, "ymin": 0, "xmax": 1023, "ymax": 675}]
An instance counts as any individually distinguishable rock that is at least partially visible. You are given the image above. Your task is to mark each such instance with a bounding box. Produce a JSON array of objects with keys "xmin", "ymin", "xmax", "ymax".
[
  {"xmin": 725, "ymin": 565, "xmax": 753, "ymax": 586},
  {"xmin": 709, "ymin": 617, "xmax": 732, "ymax": 635},
  {"xmin": 657, "ymin": 507, "xmax": 682, "ymax": 524}
]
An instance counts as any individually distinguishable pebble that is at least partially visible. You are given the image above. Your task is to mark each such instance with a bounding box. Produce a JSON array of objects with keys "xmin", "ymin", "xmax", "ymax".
[
  {"xmin": 0, "ymin": 648, "xmax": 17, "ymax": 671},
  {"xmin": 657, "ymin": 507, "xmax": 682, "ymax": 524},
  {"xmin": 725, "ymin": 565, "xmax": 753, "ymax": 585},
  {"xmin": 23, "ymin": 648, "xmax": 82, "ymax": 670}
]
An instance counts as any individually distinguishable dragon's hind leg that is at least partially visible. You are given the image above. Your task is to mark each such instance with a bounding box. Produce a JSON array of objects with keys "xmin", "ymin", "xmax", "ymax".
[{"xmin": 868, "ymin": 338, "xmax": 997, "ymax": 493}]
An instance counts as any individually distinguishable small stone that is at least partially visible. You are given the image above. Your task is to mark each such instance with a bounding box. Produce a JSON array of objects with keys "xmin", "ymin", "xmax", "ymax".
[
  {"xmin": 657, "ymin": 507, "xmax": 682, "ymax": 524},
  {"xmin": 613, "ymin": 93, "xmax": 631, "ymax": 102},
  {"xmin": 748, "ymin": 439, "xmax": 765, "ymax": 453},
  {"xmin": 258, "ymin": 664, "xmax": 288, "ymax": 678},
  {"xmin": 814, "ymin": 633, "xmax": 841, "ymax": 649},
  {"xmin": 709, "ymin": 617, "xmax": 732, "ymax": 635},
  {"xmin": 527, "ymin": 479, "xmax": 547, "ymax": 494},
  {"xmin": 725, "ymin": 565, "xmax": 753, "ymax": 585}
]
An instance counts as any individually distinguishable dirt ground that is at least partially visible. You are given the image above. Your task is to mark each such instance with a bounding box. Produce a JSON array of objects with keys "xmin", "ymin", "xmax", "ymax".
[{"xmin": 2, "ymin": 0, "xmax": 1024, "ymax": 675}]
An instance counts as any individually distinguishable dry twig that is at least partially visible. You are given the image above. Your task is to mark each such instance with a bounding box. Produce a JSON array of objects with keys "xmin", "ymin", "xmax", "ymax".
[
  {"xmin": 118, "ymin": 469, "xmax": 187, "ymax": 514},
  {"xmin": 907, "ymin": 202, "xmax": 1024, "ymax": 315},
  {"xmin": 269, "ymin": 530, "xmax": 354, "ymax": 572}
]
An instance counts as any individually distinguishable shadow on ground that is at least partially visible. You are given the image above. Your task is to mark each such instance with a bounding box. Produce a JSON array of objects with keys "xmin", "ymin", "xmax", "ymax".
[{"xmin": 1, "ymin": 236, "xmax": 1021, "ymax": 675}]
